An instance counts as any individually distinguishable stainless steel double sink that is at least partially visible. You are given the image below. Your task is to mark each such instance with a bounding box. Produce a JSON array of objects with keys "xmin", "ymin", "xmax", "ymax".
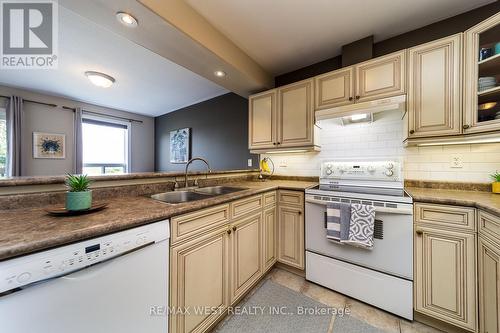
[{"xmin": 151, "ymin": 186, "xmax": 247, "ymax": 204}]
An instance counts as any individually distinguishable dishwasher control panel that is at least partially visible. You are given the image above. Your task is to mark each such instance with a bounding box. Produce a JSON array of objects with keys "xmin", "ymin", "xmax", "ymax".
[{"xmin": 0, "ymin": 220, "xmax": 169, "ymax": 293}]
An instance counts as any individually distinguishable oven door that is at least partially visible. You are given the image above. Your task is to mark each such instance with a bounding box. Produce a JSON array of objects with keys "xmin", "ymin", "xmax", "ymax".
[{"xmin": 305, "ymin": 197, "xmax": 413, "ymax": 280}]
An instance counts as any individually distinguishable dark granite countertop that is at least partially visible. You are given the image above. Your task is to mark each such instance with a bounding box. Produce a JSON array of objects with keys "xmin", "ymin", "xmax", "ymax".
[
  {"xmin": 406, "ymin": 187, "xmax": 500, "ymax": 216},
  {"xmin": 0, "ymin": 180, "xmax": 316, "ymax": 261}
]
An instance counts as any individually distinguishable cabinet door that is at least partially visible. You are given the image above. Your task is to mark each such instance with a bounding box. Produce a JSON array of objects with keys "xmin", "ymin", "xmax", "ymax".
[
  {"xmin": 230, "ymin": 212, "xmax": 263, "ymax": 304},
  {"xmin": 314, "ymin": 67, "xmax": 354, "ymax": 110},
  {"xmin": 414, "ymin": 226, "xmax": 477, "ymax": 332},
  {"xmin": 354, "ymin": 50, "xmax": 406, "ymax": 102},
  {"xmin": 249, "ymin": 90, "xmax": 277, "ymax": 149},
  {"xmin": 170, "ymin": 230, "xmax": 229, "ymax": 333},
  {"xmin": 478, "ymin": 236, "xmax": 500, "ymax": 333},
  {"xmin": 464, "ymin": 12, "xmax": 500, "ymax": 133},
  {"xmin": 277, "ymin": 79, "xmax": 315, "ymax": 148},
  {"xmin": 408, "ymin": 34, "xmax": 462, "ymax": 138},
  {"xmin": 263, "ymin": 206, "xmax": 277, "ymax": 272},
  {"xmin": 278, "ymin": 205, "xmax": 304, "ymax": 269}
]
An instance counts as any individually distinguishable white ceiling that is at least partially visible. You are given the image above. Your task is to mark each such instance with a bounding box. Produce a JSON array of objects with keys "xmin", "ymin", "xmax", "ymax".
[
  {"xmin": 0, "ymin": 6, "xmax": 228, "ymax": 117},
  {"xmin": 186, "ymin": 0, "xmax": 495, "ymax": 75}
]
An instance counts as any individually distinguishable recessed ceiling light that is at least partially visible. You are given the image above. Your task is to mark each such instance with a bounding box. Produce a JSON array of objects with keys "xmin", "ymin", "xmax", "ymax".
[
  {"xmin": 214, "ymin": 70, "xmax": 226, "ymax": 78},
  {"xmin": 116, "ymin": 12, "xmax": 138, "ymax": 27},
  {"xmin": 85, "ymin": 71, "xmax": 115, "ymax": 88}
]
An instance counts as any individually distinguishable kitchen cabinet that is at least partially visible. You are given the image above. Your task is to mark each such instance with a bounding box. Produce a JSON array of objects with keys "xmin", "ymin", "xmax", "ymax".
[
  {"xmin": 407, "ymin": 34, "xmax": 463, "ymax": 138},
  {"xmin": 464, "ymin": 12, "xmax": 500, "ymax": 134},
  {"xmin": 263, "ymin": 206, "xmax": 278, "ymax": 272},
  {"xmin": 314, "ymin": 51, "xmax": 405, "ymax": 112},
  {"xmin": 278, "ymin": 190, "xmax": 305, "ymax": 269},
  {"xmin": 414, "ymin": 202, "xmax": 478, "ymax": 332},
  {"xmin": 170, "ymin": 228, "xmax": 229, "ymax": 333},
  {"xmin": 478, "ymin": 236, "xmax": 500, "ymax": 333},
  {"xmin": 248, "ymin": 90, "xmax": 277, "ymax": 149},
  {"xmin": 248, "ymin": 80, "xmax": 319, "ymax": 152},
  {"xmin": 229, "ymin": 212, "xmax": 263, "ymax": 304}
]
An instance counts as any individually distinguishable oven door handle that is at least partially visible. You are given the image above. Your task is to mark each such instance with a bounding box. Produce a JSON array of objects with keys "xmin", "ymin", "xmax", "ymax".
[{"xmin": 305, "ymin": 198, "xmax": 413, "ymax": 215}]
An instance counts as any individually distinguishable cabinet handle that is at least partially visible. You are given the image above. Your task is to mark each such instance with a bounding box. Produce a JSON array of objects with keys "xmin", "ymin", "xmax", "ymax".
[
  {"xmin": 232, "ymin": 226, "xmax": 237, "ymax": 231},
  {"xmin": 355, "ymin": 95, "xmax": 360, "ymax": 100},
  {"xmin": 409, "ymin": 130, "xmax": 415, "ymax": 134},
  {"xmin": 463, "ymin": 124, "xmax": 470, "ymax": 129},
  {"xmin": 227, "ymin": 229, "xmax": 232, "ymax": 235},
  {"xmin": 415, "ymin": 229, "xmax": 423, "ymax": 235},
  {"xmin": 349, "ymin": 97, "xmax": 353, "ymax": 101}
]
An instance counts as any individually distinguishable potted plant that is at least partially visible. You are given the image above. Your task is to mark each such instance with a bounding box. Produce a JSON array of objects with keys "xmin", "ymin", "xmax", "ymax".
[
  {"xmin": 65, "ymin": 174, "xmax": 92, "ymax": 210},
  {"xmin": 491, "ymin": 171, "xmax": 500, "ymax": 194}
]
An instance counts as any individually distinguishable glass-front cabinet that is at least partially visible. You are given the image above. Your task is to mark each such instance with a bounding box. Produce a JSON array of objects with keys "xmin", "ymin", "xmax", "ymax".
[{"xmin": 464, "ymin": 12, "xmax": 500, "ymax": 133}]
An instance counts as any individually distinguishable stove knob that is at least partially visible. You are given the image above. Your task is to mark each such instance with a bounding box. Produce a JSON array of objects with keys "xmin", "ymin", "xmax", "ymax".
[
  {"xmin": 326, "ymin": 169, "xmax": 333, "ymax": 175},
  {"xmin": 17, "ymin": 272, "xmax": 32, "ymax": 283},
  {"xmin": 385, "ymin": 162, "xmax": 394, "ymax": 170},
  {"xmin": 385, "ymin": 170, "xmax": 394, "ymax": 177},
  {"xmin": 367, "ymin": 166, "xmax": 376, "ymax": 173},
  {"xmin": 326, "ymin": 163, "xmax": 333, "ymax": 169}
]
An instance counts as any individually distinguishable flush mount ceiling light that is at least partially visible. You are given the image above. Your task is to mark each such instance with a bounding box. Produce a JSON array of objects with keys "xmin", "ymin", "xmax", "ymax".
[
  {"xmin": 214, "ymin": 70, "xmax": 226, "ymax": 78},
  {"xmin": 116, "ymin": 12, "xmax": 138, "ymax": 27},
  {"xmin": 85, "ymin": 71, "xmax": 115, "ymax": 88}
]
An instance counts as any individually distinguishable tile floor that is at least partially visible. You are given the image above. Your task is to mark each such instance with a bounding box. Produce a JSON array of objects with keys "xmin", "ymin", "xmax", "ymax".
[{"xmin": 213, "ymin": 268, "xmax": 443, "ymax": 333}]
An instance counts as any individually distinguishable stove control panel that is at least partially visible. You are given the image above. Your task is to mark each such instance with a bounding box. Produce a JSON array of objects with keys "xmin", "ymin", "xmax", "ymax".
[{"xmin": 320, "ymin": 161, "xmax": 401, "ymax": 182}]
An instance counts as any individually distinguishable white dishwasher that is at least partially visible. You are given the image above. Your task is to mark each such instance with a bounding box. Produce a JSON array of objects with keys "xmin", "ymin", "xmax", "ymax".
[{"xmin": 0, "ymin": 219, "xmax": 169, "ymax": 333}]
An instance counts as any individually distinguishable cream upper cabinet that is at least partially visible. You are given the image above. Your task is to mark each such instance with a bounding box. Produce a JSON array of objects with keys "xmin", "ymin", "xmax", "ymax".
[
  {"xmin": 278, "ymin": 79, "xmax": 315, "ymax": 148},
  {"xmin": 170, "ymin": 229, "xmax": 229, "ymax": 333},
  {"xmin": 229, "ymin": 212, "xmax": 263, "ymax": 304},
  {"xmin": 263, "ymin": 206, "xmax": 278, "ymax": 272},
  {"xmin": 478, "ymin": 236, "xmax": 500, "ymax": 333},
  {"xmin": 248, "ymin": 90, "xmax": 277, "ymax": 149},
  {"xmin": 464, "ymin": 12, "xmax": 500, "ymax": 134},
  {"xmin": 407, "ymin": 34, "xmax": 463, "ymax": 138},
  {"xmin": 314, "ymin": 67, "xmax": 354, "ymax": 110},
  {"xmin": 354, "ymin": 50, "xmax": 406, "ymax": 102},
  {"xmin": 414, "ymin": 226, "xmax": 477, "ymax": 332}
]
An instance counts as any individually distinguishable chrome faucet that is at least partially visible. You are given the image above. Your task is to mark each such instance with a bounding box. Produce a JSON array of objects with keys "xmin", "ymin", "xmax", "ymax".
[{"xmin": 184, "ymin": 157, "xmax": 211, "ymax": 188}]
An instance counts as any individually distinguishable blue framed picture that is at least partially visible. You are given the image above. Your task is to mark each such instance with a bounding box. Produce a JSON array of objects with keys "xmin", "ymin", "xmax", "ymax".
[{"xmin": 170, "ymin": 128, "xmax": 190, "ymax": 163}]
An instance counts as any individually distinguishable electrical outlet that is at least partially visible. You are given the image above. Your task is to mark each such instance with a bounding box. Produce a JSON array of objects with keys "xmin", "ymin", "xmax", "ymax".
[
  {"xmin": 450, "ymin": 154, "xmax": 464, "ymax": 168},
  {"xmin": 247, "ymin": 159, "xmax": 253, "ymax": 167},
  {"xmin": 279, "ymin": 159, "xmax": 288, "ymax": 167}
]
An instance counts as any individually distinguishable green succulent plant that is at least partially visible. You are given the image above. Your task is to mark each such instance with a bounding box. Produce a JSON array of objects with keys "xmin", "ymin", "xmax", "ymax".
[
  {"xmin": 65, "ymin": 174, "xmax": 91, "ymax": 192},
  {"xmin": 490, "ymin": 171, "xmax": 500, "ymax": 183}
]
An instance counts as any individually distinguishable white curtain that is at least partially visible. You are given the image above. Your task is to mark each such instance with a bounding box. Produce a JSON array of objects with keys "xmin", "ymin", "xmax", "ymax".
[
  {"xmin": 6, "ymin": 96, "xmax": 23, "ymax": 177},
  {"xmin": 74, "ymin": 107, "xmax": 83, "ymax": 174}
]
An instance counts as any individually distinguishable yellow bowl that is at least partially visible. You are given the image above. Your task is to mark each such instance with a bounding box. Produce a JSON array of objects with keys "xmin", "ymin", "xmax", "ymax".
[{"xmin": 493, "ymin": 182, "xmax": 500, "ymax": 194}]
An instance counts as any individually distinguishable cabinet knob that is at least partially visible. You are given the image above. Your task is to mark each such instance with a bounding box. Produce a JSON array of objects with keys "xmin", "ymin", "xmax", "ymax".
[
  {"xmin": 463, "ymin": 124, "xmax": 470, "ymax": 129},
  {"xmin": 227, "ymin": 229, "xmax": 232, "ymax": 235},
  {"xmin": 298, "ymin": 211, "xmax": 302, "ymax": 215},
  {"xmin": 232, "ymin": 226, "xmax": 237, "ymax": 231},
  {"xmin": 409, "ymin": 130, "xmax": 415, "ymax": 134},
  {"xmin": 349, "ymin": 97, "xmax": 353, "ymax": 101},
  {"xmin": 273, "ymin": 142, "xmax": 277, "ymax": 145},
  {"xmin": 277, "ymin": 142, "xmax": 281, "ymax": 145},
  {"xmin": 415, "ymin": 229, "xmax": 423, "ymax": 235},
  {"xmin": 355, "ymin": 95, "xmax": 360, "ymax": 100}
]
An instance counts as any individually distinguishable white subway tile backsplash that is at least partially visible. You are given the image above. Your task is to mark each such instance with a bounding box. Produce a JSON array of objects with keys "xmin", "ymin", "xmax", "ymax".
[{"xmin": 262, "ymin": 110, "xmax": 500, "ymax": 182}]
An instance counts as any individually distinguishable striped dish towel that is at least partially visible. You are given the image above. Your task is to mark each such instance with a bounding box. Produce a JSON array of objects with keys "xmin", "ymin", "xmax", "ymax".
[
  {"xmin": 341, "ymin": 203, "xmax": 375, "ymax": 249},
  {"xmin": 326, "ymin": 202, "xmax": 352, "ymax": 241}
]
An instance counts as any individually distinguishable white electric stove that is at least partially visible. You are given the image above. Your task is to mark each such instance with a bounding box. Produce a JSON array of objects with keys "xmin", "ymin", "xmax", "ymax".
[{"xmin": 305, "ymin": 160, "xmax": 414, "ymax": 319}]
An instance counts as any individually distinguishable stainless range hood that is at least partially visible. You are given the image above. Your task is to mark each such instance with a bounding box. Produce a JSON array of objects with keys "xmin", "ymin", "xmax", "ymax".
[{"xmin": 315, "ymin": 94, "xmax": 406, "ymax": 121}]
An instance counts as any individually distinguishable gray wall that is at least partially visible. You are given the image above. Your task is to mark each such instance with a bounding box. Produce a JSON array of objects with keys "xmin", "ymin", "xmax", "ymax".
[
  {"xmin": 155, "ymin": 93, "xmax": 258, "ymax": 172},
  {"xmin": 0, "ymin": 85, "xmax": 155, "ymax": 176}
]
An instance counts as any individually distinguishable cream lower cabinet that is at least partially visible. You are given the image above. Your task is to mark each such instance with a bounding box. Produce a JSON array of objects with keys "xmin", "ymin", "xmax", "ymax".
[
  {"xmin": 170, "ymin": 229, "xmax": 229, "ymax": 333},
  {"xmin": 277, "ymin": 205, "xmax": 304, "ymax": 269},
  {"xmin": 229, "ymin": 212, "xmax": 263, "ymax": 304},
  {"xmin": 263, "ymin": 206, "xmax": 278, "ymax": 272},
  {"xmin": 478, "ymin": 236, "xmax": 500, "ymax": 333}
]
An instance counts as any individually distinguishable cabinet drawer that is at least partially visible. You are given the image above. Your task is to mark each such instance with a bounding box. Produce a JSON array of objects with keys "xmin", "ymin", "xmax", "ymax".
[
  {"xmin": 171, "ymin": 204, "xmax": 230, "ymax": 245},
  {"xmin": 479, "ymin": 210, "xmax": 500, "ymax": 245},
  {"xmin": 414, "ymin": 203, "xmax": 476, "ymax": 232},
  {"xmin": 278, "ymin": 190, "xmax": 304, "ymax": 207},
  {"xmin": 231, "ymin": 194, "xmax": 263, "ymax": 219},
  {"xmin": 263, "ymin": 191, "xmax": 277, "ymax": 207}
]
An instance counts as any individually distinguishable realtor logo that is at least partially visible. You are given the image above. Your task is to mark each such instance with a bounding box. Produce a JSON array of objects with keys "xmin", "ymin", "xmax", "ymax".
[{"xmin": 1, "ymin": 0, "xmax": 58, "ymax": 69}]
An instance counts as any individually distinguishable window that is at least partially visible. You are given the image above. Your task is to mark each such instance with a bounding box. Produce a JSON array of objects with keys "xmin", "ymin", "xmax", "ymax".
[
  {"xmin": 82, "ymin": 116, "xmax": 130, "ymax": 175},
  {"xmin": 0, "ymin": 108, "xmax": 6, "ymax": 178}
]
